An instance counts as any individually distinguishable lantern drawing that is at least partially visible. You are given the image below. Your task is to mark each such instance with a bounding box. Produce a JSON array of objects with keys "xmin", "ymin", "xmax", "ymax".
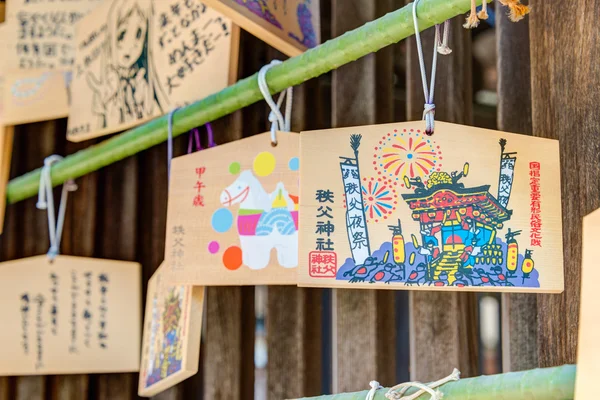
[
  {"xmin": 388, "ymin": 219, "xmax": 405, "ymax": 264},
  {"xmin": 521, "ymin": 249, "xmax": 534, "ymax": 283},
  {"xmin": 505, "ymin": 228, "xmax": 521, "ymax": 276}
]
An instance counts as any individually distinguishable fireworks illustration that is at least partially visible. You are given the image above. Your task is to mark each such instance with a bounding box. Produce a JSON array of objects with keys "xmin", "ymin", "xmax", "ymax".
[
  {"xmin": 361, "ymin": 177, "xmax": 397, "ymax": 223},
  {"xmin": 374, "ymin": 129, "xmax": 442, "ymax": 183}
]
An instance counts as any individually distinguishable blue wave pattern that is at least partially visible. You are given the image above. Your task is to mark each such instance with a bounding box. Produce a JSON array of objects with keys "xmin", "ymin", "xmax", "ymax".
[{"xmin": 256, "ymin": 208, "xmax": 296, "ymax": 236}]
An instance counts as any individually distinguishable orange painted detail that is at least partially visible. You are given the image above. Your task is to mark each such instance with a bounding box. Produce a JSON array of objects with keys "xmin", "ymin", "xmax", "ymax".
[{"xmin": 223, "ymin": 246, "xmax": 243, "ymax": 270}]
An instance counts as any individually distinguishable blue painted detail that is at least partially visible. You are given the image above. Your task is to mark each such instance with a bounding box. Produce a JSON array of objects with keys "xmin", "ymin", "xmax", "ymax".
[
  {"xmin": 256, "ymin": 208, "xmax": 296, "ymax": 236},
  {"xmin": 211, "ymin": 208, "xmax": 233, "ymax": 233}
]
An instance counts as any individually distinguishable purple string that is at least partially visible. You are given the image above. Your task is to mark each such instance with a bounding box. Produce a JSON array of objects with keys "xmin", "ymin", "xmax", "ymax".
[
  {"xmin": 187, "ymin": 128, "xmax": 202, "ymax": 154},
  {"xmin": 187, "ymin": 123, "xmax": 216, "ymax": 154}
]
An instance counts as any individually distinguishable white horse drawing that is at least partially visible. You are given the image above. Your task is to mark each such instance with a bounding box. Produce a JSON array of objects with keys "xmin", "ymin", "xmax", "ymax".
[{"xmin": 220, "ymin": 170, "xmax": 298, "ymax": 270}]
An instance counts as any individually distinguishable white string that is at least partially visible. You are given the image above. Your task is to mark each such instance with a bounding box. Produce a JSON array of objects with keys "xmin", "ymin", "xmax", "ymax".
[
  {"xmin": 366, "ymin": 380, "xmax": 383, "ymax": 400},
  {"xmin": 437, "ymin": 20, "xmax": 452, "ymax": 55},
  {"xmin": 363, "ymin": 368, "xmax": 460, "ymax": 400},
  {"xmin": 36, "ymin": 155, "xmax": 78, "ymax": 262},
  {"xmin": 385, "ymin": 382, "xmax": 441, "ymax": 400},
  {"xmin": 412, "ymin": 0, "xmax": 451, "ymax": 135},
  {"xmin": 257, "ymin": 60, "xmax": 293, "ymax": 145},
  {"xmin": 167, "ymin": 107, "xmax": 180, "ymax": 181}
]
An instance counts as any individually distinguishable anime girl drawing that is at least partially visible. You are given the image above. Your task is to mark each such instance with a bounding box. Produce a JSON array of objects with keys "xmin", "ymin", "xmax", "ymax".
[{"xmin": 86, "ymin": 0, "xmax": 162, "ymax": 129}]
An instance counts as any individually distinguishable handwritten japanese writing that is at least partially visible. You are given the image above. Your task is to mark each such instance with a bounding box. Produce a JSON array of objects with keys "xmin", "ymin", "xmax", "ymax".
[
  {"xmin": 83, "ymin": 272, "xmax": 92, "ymax": 348},
  {"xmin": 69, "ymin": 270, "xmax": 78, "ymax": 353},
  {"xmin": 98, "ymin": 273, "xmax": 109, "ymax": 349},
  {"xmin": 34, "ymin": 294, "xmax": 45, "ymax": 370},
  {"xmin": 159, "ymin": 0, "xmax": 230, "ymax": 95},
  {"xmin": 193, "ymin": 167, "xmax": 206, "ymax": 207},
  {"xmin": 171, "ymin": 226, "xmax": 186, "ymax": 269},
  {"xmin": 529, "ymin": 162, "xmax": 542, "ymax": 247},
  {"xmin": 49, "ymin": 272, "xmax": 58, "ymax": 335},
  {"xmin": 20, "ymin": 293, "xmax": 30, "ymax": 354},
  {"xmin": 310, "ymin": 189, "xmax": 337, "ymax": 277}
]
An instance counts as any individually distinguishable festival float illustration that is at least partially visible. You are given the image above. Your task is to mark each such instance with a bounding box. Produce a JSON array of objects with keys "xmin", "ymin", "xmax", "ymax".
[
  {"xmin": 144, "ymin": 287, "xmax": 185, "ymax": 387},
  {"xmin": 330, "ymin": 128, "xmax": 543, "ymax": 288}
]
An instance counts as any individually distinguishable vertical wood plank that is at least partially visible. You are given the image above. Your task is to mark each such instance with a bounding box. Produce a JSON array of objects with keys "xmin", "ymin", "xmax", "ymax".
[
  {"xmin": 199, "ymin": 30, "xmax": 255, "ymax": 398},
  {"xmin": 94, "ymin": 155, "xmax": 139, "ymax": 400},
  {"xmin": 530, "ymin": 0, "xmax": 597, "ymax": 367},
  {"xmin": 331, "ymin": 0, "xmax": 396, "ymax": 393},
  {"xmin": 405, "ymin": 16, "xmax": 479, "ymax": 381},
  {"xmin": 49, "ymin": 129, "xmax": 96, "ymax": 399},
  {"xmin": 266, "ymin": 80, "xmax": 323, "ymax": 399},
  {"xmin": 12, "ymin": 121, "xmax": 56, "ymax": 400},
  {"xmin": 497, "ymin": 2, "xmax": 538, "ymax": 372}
]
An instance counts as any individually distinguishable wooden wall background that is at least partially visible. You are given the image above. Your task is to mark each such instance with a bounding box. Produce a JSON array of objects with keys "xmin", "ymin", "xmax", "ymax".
[{"xmin": 0, "ymin": 0, "xmax": 585, "ymax": 398}]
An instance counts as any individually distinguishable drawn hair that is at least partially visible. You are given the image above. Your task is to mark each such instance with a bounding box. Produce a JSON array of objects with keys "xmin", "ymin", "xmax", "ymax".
[{"xmin": 105, "ymin": 0, "xmax": 162, "ymax": 118}]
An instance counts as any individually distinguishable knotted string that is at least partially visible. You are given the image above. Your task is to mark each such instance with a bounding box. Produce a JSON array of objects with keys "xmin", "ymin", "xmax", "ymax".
[
  {"xmin": 364, "ymin": 369, "xmax": 460, "ymax": 400},
  {"xmin": 257, "ymin": 60, "xmax": 293, "ymax": 146},
  {"xmin": 412, "ymin": 0, "xmax": 451, "ymax": 136},
  {"xmin": 36, "ymin": 155, "xmax": 78, "ymax": 262},
  {"xmin": 366, "ymin": 381, "xmax": 383, "ymax": 400}
]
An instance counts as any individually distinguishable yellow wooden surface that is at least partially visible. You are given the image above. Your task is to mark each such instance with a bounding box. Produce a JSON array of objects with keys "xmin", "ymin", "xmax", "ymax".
[
  {"xmin": 201, "ymin": 0, "xmax": 320, "ymax": 57},
  {"xmin": 0, "ymin": 255, "xmax": 141, "ymax": 376},
  {"xmin": 138, "ymin": 262, "xmax": 204, "ymax": 397},
  {"xmin": 165, "ymin": 131, "xmax": 299, "ymax": 285},
  {"xmin": 3, "ymin": 0, "xmax": 102, "ymax": 70},
  {"xmin": 575, "ymin": 209, "xmax": 600, "ymax": 399},
  {"xmin": 67, "ymin": 0, "xmax": 240, "ymax": 142},
  {"xmin": 2, "ymin": 70, "xmax": 70, "ymax": 125},
  {"xmin": 298, "ymin": 120, "xmax": 563, "ymax": 293}
]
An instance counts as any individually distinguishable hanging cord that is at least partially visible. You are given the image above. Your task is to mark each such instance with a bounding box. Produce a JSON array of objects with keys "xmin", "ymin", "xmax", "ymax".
[
  {"xmin": 167, "ymin": 107, "xmax": 180, "ymax": 181},
  {"xmin": 257, "ymin": 60, "xmax": 293, "ymax": 146},
  {"xmin": 412, "ymin": 0, "xmax": 451, "ymax": 136},
  {"xmin": 437, "ymin": 20, "xmax": 452, "ymax": 55},
  {"xmin": 366, "ymin": 381, "xmax": 383, "ymax": 400},
  {"xmin": 365, "ymin": 369, "xmax": 460, "ymax": 400},
  {"xmin": 36, "ymin": 155, "xmax": 78, "ymax": 262},
  {"xmin": 188, "ymin": 123, "xmax": 216, "ymax": 153}
]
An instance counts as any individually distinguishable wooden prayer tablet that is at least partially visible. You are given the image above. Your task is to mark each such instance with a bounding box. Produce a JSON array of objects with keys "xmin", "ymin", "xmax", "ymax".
[
  {"xmin": 200, "ymin": 0, "xmax": 320, "ymax": 57},
  {"xmin": 139, "ymin": 263, "xmax": 204, "ymax": 397},
  {"xmin": 298, "ymin": 121, "xmax": 564, "ymax": 293},
  {"xmin": 4, "ymin": 0, "xmax": 102, "ymax": 70},
  {"xmin": 2, "ymin": 69, "xmax": 71, "ymax": 125},
  {"xmin": 165, "ymin": 131, "xmax": 299, "ymax": 285},
  {"xmin": 575, "ymin": 209, "xmax": 600, "ymax": 399},
  {"xmin": 0, "ymin": 126, "xmax": 14, "ymax": 235},
  {"xmin": 67, "ymin": 0, "xmax": 240, "ymax": 142},
  {"xmin": 0, "ymin": 255, "xmax": 141, "ymax": 376}
]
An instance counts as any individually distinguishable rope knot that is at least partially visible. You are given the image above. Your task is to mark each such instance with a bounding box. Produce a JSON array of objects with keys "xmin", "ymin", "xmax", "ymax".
[
  {"xmin": 258, "ymin": 60, "xmax": 293, "ymax": 146},
  {"xmin": 423, "ymin": 103, "xmax": 436, "ymax": 116},
  {"xmin": 47, "ymin": 245, "xmax": 59, "ymax": 262}
]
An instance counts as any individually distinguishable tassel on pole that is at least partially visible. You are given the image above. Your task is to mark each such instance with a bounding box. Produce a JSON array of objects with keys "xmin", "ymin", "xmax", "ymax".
[
  {"xmin": 477, "ymin": 0, "xmax": 489, "ymax": 20},
  {"xmin": 498, "ymin": 0, "xmax": 531, "ymax": 22},
  {"xmin": 463, "ymin": 0, "xmax": 480, "ymax": 28}
]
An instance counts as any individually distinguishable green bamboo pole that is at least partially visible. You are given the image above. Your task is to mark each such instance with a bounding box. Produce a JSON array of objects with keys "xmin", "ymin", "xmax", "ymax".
[
  {"xmin": 6, "ymin": 0, "xmax": 489, "ymax": 204},
  {"xmin": 294, "ymin": 365, "xmax": 576, "ymax": 400}
]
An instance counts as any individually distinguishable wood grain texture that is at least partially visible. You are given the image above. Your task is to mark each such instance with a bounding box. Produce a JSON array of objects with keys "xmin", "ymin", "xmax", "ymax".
[
  {"xmin": 530, "ymin": 0, "xmax": 597, "ymax": 367},
  {"xmin": 265, "ymin": 42, "xmax": 323, "ymax": 398},
  {"xmin": 331, "ymin": 0, "xmax": 396, "ymax": 392},
  {"xmin": 49, "ymin": 131, "xmax": 95, "ymax": 399},
  {"xmin": 13, "ymin": 122, "xmax": 55, "ymax": 400},
  {"xmin": 496, "ymin": 3, "xmax": 538, "ymax": 372},
  {"xmin": 200, "ymin": 31, "xmax": 254, "ymax": 397},
  {"xmin": 94, "ymin": 155, "xmax": 139, "ymax": 400},
  {"xmin": 405, "ymin": 15, "xmax": 479, "ymax": 381}
]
